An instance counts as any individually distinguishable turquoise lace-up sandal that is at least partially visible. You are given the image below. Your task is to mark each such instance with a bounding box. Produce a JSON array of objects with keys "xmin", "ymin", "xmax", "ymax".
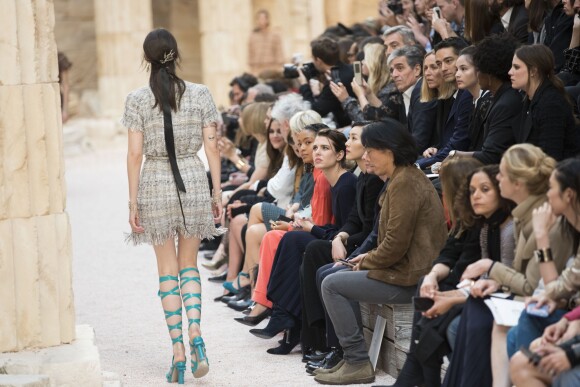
[
  {"xmin": 179, "ymin": 267, "xmax": 209, "ymax": 378},
  {"xmin": 222, "ymin": 271, "xmax": 249, "ymax": 294},
  {"xmin": 159, "ymin": 275, "xmax": 186, "ymax": 384}
]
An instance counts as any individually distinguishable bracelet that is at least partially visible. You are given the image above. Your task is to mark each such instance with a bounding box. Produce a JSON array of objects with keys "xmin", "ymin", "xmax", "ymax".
[
  {"xmin": 212, "ymin": 190, "xmax": 222, "ymax": 205},
  {"xmin": 235, "ymin": 158, "xmax": 247, "ymax": 169},
  {"xmin": 128, "ymin": 201, "xmax": 138, "ymax": 212},
  {"xmin": 534, "ymin": 248, "xmax": 554, "ymax": 263}
]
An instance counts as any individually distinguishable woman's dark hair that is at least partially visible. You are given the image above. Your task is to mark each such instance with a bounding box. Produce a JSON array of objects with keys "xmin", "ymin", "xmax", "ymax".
[
  {"xmin": 315, "ymin": 128, "xmax": 348, "ymax": 169},
  {"xmin": 514, "ymin": 44, "xmax": 566, "ymax": 97},
  {"xmin": 455, "ymin": 165, "xmax": 515, "ymax": 228},
  {"xmin": 143, "ymin": 29, "xmax": 186, "ymax": 112},
  {"xmin": 459, "ymin": 45, "xmax": 477, "ymax": 61},
  {"xmin": 464, "ymin": 0, "xmax": 501, "ymax": 44},
  {"xmin": 528, "ymin": 0, "xmax": 551, "ymax": 33},
  {"xmin": 554, "ymin": 158, "xmax": 580, "ymax": 242},
  {"xmin": 439, "ymin": 157, "xmax": 483, "ymax": 235},
  {"xmin": 337, "ymin": 37, "xmax": 355, "ymax": 64},
  {"xmin": 361, "ymin": 119, "xmax": 418, "ymax": 166},
  {"xmin": 473, "ymin": 34, "xmax": 519, "ymax": 82},
  {"xmin": 265, "ymin": 117, "xmax": 285, "ymax": 179}
]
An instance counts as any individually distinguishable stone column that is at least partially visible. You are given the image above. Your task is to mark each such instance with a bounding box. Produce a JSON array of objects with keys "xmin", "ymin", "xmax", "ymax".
[
  {"xmin": 170, "ymin": 0, "xmax": 203, "ymax": 84},
  {"xmin": 198, "ymin": 0, "xmax": 253, "ymax": 107},
  {"xmin": 0, "ymin": 0, "xmax": 74, "ymax": 352},
  {"xmin": 94, "ymin": 0, "xmax": 152, "ymax": 119}
]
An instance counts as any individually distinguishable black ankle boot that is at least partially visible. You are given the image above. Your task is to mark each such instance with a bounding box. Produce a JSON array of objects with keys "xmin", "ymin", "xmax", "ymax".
[
  {"xmin": 267, "ymin": 326, "xmax": 300, "ymax": 355},
  {"xmin": 249, "ymin": 307, "xmax": 294, "ymax": 339}
]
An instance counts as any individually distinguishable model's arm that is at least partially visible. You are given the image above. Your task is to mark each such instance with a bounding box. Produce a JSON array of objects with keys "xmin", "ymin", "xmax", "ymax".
[
  {"xmin": 127, "ymin": 130, "xmax": 144, "ymax": 233},
  {"xmin": 203, "ymin": 123, "xmax": 223, "ymax": 222}
]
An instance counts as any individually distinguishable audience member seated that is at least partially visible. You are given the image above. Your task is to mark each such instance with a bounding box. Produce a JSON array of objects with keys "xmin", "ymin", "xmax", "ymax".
[
  {"xmin": 314, "ymin": 120, "xmax": 447, "ymax": 385},
  {"xmin": 331, "ymin": 43, "xmax": 406, "ymax": 123},
  {"xmin": 388, "ymin": 45, "xmax": 439, "ymax": 155},
  {"xmin": 249, "ymin": 129, "xmax": 357, "ymax": 355},
  {"xmin": 389, "ymin": 157, "xmax": 483, "ymax": 387},
  {"xmin": 297, "ymin": 37, "xmax": 355, "ymax": 128},
  {"xmin": 558, "ymin": 0, "xmax": 580, "ymax": 86},
  {"xmin": 432, "ymin": 0, "xmax": 466, "ymax": 42},
  {"xmin": 450, "ymin": 34, "xmax": 521, "ymax": 164},
  {"xmin": 299, "ymin": 123, "xmax": 384, "ymax": 361},
  {"xmin": 491, "ymin": 0, "xmax": 530, "ymax": 43},
  {"xmin": 441, "ymin": 165, "xmax": 516, "ymax": 387},
  {"xmin": 413, "ymin": 51, "xmax": 455, "ymax": 155},
  {"xmin": 417, "ymin": 37, "xmax": 472, "ymax": 169},
  {"xmin": 225, "ymin": 111, "xmax": 322, "ymax": 313},
  {"xmin": 229, "ymin": 73, "xmax": 259, "ymax": 106},
  {"xmin": 511, "ymin": 44, "xmax": 579, "ymax": 160},
  {"xmin": 510, "ymin": 157, "xmax": 580, "ymax": 387},
  {"xmin": 532, "ymin": 0, "xmax": 573, "ymax": 72}
]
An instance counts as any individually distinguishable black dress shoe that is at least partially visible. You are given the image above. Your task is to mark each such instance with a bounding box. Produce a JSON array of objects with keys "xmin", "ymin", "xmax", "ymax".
[
  {"xmin": 267, "ymin": 326, "xmax": 300, "ymax": 355},
  {"xmin": 207, "ymin": 271, "xmax": 227, "ymax": 282},
  {"xmin": 302, "ymin": 350, "xmax": 329, "ymax": 363},
  {"xmin": 220, "ymin": 286, "xmax": 250, "ymax": 304},
  {"xmin": 306, "ymin": 348, "xmax": 343, "ymax": 374},
  {"xmin": 200, "ymin": 236, "xmax": 221, "ymax": 251},
  {"xmin": 228, "ymin": 298, "xmax": 253, "ymax": 311},
  {"xmin": 242, "ymin": 307, "xmax": 252, "ymax": 315},
  {"xmin": 234, "ymin": 307, "xmax": 272, "ymax": 326},
  {"xmin": 203, "ymin": 252, "xmax": 214, "ymax": 260}
]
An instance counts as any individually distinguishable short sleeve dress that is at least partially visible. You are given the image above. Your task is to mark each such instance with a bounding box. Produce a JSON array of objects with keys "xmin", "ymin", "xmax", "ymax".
[{"xmin": 121, "ymin": 81, "xmax": 225, "ymax": 245}]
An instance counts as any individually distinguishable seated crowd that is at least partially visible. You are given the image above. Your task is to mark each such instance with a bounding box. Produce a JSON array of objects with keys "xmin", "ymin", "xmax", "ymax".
[{"xmin": 199, "ymin": 2, "xmax": 580, "ymax": 385}]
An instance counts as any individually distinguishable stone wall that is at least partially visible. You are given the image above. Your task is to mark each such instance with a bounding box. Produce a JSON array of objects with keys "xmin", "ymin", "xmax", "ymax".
[{"xmin": 0, "ymin": 0, "xmax": 75, "ymax": 352}]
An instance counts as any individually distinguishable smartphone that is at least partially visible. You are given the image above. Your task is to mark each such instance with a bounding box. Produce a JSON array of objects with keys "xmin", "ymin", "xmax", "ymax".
[
  {"xmin": 277, "ymin": 215, "xmax": 292, "ymax": 223},
  {"xmin": 338, "ymin": 259, "xmax": 355, "ymax": 267},
  {"xmin": 353, "ymin": 61, "xmax": 363, "ymax": 85},
  {"xmin": 432, "ymin": 6, "xmax": 442, "ymax": 19},
  {"xmin": 526, "ymin": 302, "xmax": 550, "ymax": 318},
  {"xmin": 412, "ymin": 296, "xmax": 435, "ymax": 311},
  {"xmin": 330, "ymin": 67, "xmax": 341, "ymax": 84},
  {"xmin": 520, "ymin": 346, "xmax": 542, "ymax": 366}
]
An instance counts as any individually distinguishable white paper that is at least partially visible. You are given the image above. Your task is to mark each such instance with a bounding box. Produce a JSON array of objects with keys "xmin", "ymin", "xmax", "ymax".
[{"xmin": 484, "ymin": 298, "xmax": 525, "ymax": 326}]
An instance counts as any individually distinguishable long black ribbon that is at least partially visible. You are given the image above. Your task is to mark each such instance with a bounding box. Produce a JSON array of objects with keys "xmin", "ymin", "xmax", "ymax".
[
  {"xmin": 161, "ymin": 68, "xmax": 186, "ymax": 193},
  {"xmin": 160, "ymin": 68, "xmax": 188, "ymax": 232}
]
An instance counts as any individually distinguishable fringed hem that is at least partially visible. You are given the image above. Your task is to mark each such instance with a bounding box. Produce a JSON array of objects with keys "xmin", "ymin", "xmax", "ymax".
[{"xmin": 125, "ymin": 225, "xmax": 227, "ymax": 246}]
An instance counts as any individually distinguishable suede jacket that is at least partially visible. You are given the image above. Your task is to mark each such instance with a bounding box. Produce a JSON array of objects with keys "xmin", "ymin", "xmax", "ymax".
[
  {"xmin": 489, "ymin": 195, "xmax": 574, "ymax": 296},
  {"xmin": 360, "ymin": 166, "xmax": 447, "ymax": 286}
]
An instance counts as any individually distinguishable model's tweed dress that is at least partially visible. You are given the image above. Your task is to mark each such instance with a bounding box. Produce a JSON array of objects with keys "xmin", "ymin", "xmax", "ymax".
[{"xmin": 122, "ymin": 82, "xmax": 225, "ymax": 245}]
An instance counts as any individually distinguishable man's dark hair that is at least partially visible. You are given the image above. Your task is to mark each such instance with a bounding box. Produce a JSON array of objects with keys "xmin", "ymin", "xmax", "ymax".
[
  {"xmin": 473, "ymin": 34, "xmax": 519, "ymax": 82},
  {"xmin": 361, "ymin": 119, "xmax": 418, "ymax": 166},
  {"xmin": 311, "ymin": 37, "xmax": 341, "ymax": 66},
  {"xmin": 434, "ymin": 37, "xmax": 469, "ymax": 56},
  {"xmin": 229, "ymin": 73, "xmax": 258, "ymax": 92}
]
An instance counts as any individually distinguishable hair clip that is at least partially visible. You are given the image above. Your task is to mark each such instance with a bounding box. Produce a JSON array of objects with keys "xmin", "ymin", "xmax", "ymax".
[{"xmin": 160, "ymin": 49, "xmax": 175, "ymax": 64}]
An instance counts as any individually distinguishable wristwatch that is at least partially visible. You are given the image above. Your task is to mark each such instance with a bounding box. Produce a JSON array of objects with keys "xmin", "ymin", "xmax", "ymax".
[
  {"xmin": 534, "ymin": 248, "xmax": 554, "ymax": 263},
  {"xmin": 448, "ymin": 150, "xmax": 457, "ymax": 158}
]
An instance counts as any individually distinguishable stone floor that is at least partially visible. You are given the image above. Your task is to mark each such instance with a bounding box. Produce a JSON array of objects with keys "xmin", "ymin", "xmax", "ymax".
[{"xmin": 67, "ymin": 145, "xmax": 397, "ymax": 386}]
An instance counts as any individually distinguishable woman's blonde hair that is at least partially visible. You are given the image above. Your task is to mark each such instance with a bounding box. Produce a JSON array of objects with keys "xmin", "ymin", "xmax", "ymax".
[
  {"xmin": 241, "ymin": 102, "xmax": 270, "ymax": 139},
  {"xmin": 420, "ymin": 52, "xmax": 456, "ymax": 102},
  {"xmin": 364, "ymin": 43, "xmax": 391, "ymax": 95},
  {"xmin": 289, "ymin": 110, "xmax": 322, "ymax": 134},
  {"xmin": 502, "ymin": 143, "xmax": 556, "ymax": 196}
]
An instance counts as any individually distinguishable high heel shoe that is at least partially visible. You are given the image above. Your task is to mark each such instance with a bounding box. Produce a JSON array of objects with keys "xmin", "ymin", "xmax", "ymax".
[
  {"xmin": 201, "ymin": 245, "xmax": 227, "ymax": 270},
  {"xmin": 222, "ymin": 272, "xmax": 250, "ymax": 294},
  {"xmin": 159, "ymin": 275, "xmax": 186, "ymax": 384},
  {"xmin": 267, "ymin": 326, "xmax": 300, "ymax": 355},
  {"xmin": 234, "ymin": 307, "xmax": 271, "ymax": 326},
  {"xmin": 166, "ymin": 358, "xmax": 186, "ymax": 384},
  {"xmin": 190, "ymin": 336, "xmax": 209, "ymax": 378},
  {"xmin": 249, "ymin": 313, "xmax": 294, "ymax": 339}
]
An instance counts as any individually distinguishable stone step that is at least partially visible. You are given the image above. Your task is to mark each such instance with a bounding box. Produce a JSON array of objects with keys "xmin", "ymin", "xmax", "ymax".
[{"xmin": 0, "ymin": 375, "xmax": 50, "ymax": 387}]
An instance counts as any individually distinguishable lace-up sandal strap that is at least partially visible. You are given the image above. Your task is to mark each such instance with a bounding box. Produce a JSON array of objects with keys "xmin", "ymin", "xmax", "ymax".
[
  {"xmin": 179, "ymin": 267, "xmax": 200, "ymax": 279},
  {"xmin": 158, "ymin": 275, "xmax": 181, "ymax": 299}
]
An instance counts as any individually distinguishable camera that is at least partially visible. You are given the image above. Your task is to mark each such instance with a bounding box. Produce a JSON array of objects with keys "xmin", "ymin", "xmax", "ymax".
[
  {"xmin": 283, "ymin": 62, "xmax": 319, "ymax": 80},
  {"xmin": 388, "ymin": 0, "xmax": 403, "ymax": 15}
]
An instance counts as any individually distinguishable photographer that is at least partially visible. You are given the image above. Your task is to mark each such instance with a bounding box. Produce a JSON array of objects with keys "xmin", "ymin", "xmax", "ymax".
[{"xmin": 297, "ymin": 37, "xmax": 355, "ymax": 128}]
